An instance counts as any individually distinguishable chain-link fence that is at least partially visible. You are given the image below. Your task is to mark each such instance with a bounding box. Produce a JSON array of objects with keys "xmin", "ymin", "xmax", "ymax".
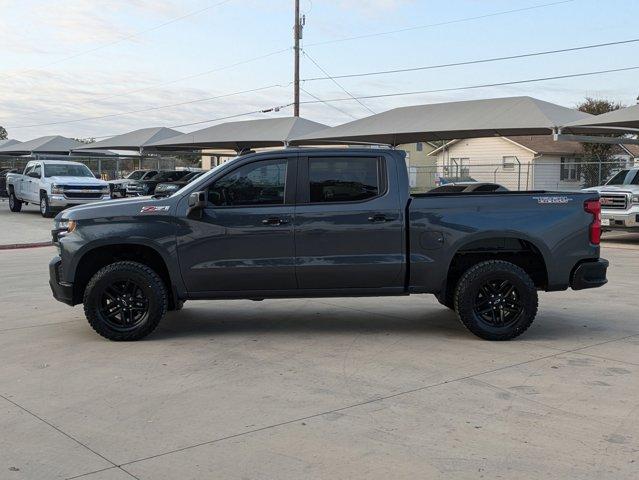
[
  {"xmin": 408, "ymin": 158, "xmax": 637, "ymax": 193},
  {"xmin": 0, "ymin": 154, "xmax": 198, "ymax": 180}
]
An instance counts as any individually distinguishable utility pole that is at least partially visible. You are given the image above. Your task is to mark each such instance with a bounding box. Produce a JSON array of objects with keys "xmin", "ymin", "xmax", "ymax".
[{"xmin": 293, "ymin": 0, "xmax": 302, "ymax": 116}]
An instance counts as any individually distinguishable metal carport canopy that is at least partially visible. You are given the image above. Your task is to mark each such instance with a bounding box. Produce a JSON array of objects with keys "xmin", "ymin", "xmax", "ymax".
[
  {"xmin": 0, "ymin": 135, "xmax": 84, "ymax": 155},
  {"xmin": 562, "ymin": 103, "xmax": 639, "ymax": 132},
  {"xmin": 146, "ymin": 117, "xmax": 328, "ymax": 152},
  {"xmin": 289, "ymin": 96, "xmax": 593, "ymax": 145},
  {"xmin": 73, "ymin": 127, "xmax": 183, "ymax": 152}
]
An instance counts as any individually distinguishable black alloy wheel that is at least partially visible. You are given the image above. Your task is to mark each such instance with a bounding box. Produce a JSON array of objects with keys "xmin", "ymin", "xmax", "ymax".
[
  {"xmin": 98, "ymin": 279, "xmax": 150, "ymax": 331},
  {"xmin": 473, "ymin": 279, "xmax": 523, "ymax": 327}
]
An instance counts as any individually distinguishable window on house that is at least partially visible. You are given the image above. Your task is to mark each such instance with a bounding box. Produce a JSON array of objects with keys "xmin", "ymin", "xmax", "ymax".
[
  {"xmin": 502, "ymin": 156, "xmax": 516, "ymax": 171},
  {"xmin": 560, "ymin": 157, "xmax": 582, "ymax": 182},
  {"xmin": 416, "ymin": 142, "xmax": 423, "ymax": 152}
]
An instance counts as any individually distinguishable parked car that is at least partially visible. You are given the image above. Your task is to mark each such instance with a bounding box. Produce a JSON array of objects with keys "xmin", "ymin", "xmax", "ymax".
[
  {"xmin": 583, "ymin": 168, "xmax": 639, "ymax": 232},
  {"xmin": 430, "ymin": 182, "xmax": 508, "ymax": 193},
  {"xmin": 0, "ymin": 168, "xmax": 18, "ymax": 197},
  {"xmin": 109, "ymin": 170, "xmax": 158, "ymax": 198},
  {"xmin": 125, "ymin": 170, "xmax": 190, "ymax": 196},
  {"xmin": 49, "ymin": 148, "xmax": 607, "ymax": 341},
  {"xmin": 153, "ymin": 171, "xmax": 205, "ymax": 197},
  {"xmin": 7, "ymin": 160, "xmax": 110, "ymax": 217}
]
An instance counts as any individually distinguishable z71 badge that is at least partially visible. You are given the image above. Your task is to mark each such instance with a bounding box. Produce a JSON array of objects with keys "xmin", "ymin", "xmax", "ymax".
[
  {"xmin": 532, "ymin": 196, "xmax": 573, "ymax": 204},
  {"xmin": 140, "ymin": 206, "xmax": 170, "ymax": 213}
]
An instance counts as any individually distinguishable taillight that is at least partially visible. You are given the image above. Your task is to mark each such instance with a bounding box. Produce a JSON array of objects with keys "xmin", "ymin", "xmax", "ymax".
[{"xmin": 584, "ymin": 200, "xmax": 601, "ymax": 245}]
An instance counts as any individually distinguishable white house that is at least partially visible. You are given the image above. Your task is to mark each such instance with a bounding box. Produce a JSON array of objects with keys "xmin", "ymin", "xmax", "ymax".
[{"xmin": 427, "ymin": 136, "xmax": 639, "ymax": 191}]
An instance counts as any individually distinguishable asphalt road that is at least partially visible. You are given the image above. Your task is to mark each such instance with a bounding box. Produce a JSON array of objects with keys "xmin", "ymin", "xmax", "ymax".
[{"xmin": 0, "ymin": 242, "xmax": 638, "ymax": 479}]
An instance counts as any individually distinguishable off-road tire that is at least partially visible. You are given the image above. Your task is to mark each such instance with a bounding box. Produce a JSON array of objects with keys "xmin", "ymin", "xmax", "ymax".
[
  {"xmin": 83, "ymin": 261, "xmax": 167, "ymax": 341},
  {"xmin": 454, "ymin": 260, "xmax": 538, "ymax": 341},
  {"xmin": 40, "ymin": 193, "xmax": 54, "ymax": 218},
  {"xmin": 9, "ymin": 191, "xmax": 22, "ymax": 212}
]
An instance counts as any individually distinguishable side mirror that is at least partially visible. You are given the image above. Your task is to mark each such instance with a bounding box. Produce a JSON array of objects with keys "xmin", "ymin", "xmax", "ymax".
[{"xmin": 188, "ymin": 191, "xmax": 207, "ymax": 209}]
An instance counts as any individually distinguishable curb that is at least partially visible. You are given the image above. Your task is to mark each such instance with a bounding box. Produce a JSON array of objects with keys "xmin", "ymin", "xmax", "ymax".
[{"xmin": 0, "ymin": 241, "xmax": 53, "ymax": 251}]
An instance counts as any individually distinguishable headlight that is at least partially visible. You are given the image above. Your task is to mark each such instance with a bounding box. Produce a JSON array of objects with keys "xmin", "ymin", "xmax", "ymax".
[
  {"xmin": 632, "ymin": 194, "xmax": 639, "ymax": 204},
  {"xmin": 55, "ymin": 219, "xmax": 77, "ymax": 237},
  {"xmin": 51, "ymin": 184, "xmax": 65, "ymax": 194}
]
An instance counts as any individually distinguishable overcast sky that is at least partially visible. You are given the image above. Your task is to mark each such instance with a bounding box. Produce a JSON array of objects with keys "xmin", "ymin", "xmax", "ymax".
[{"xmin": 1, "ymin": 0, "xmax": 638, "ymax": 141}]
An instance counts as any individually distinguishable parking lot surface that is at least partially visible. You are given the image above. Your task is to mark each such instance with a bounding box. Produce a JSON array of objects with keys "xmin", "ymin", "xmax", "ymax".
[{"xmin": 0, "ymin": 236, "xmax": 638, "ymax": 479}]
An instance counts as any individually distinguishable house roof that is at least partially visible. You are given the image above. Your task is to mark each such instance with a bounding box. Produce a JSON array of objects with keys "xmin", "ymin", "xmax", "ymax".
[
  {"xmin": 148, "ymin": 117, "xmax": 328, "ymax": 151},
  {"xmin": 290, "ymin": 96, "xmax": 592, "ymax": 145},
  {"xmin": 428, "ymin": 135, "xmax": 639, "ymax": 157},
  {"xmin": 74, "ymin": 127, "xmax": 183, "ymax": 151},
  {"xmin": 0, "ymin": 135, "xmax": 84, "ymax": 154}
]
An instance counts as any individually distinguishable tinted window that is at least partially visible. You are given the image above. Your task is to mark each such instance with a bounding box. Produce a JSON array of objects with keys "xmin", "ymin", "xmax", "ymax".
[
  {"xmin": 127, "ymin": 171, "xmax": 145, "ymax": 180},
  {"xmin": 606, "ymin": 170, "xmax": 628, "ymax": 185},
  {"xmin": 142, "ymin": 171, "xmax": 158, "ymax": 179},
  {"xmin": 630, "ymin": 171, "xmax": 639, "ymax": 185},
  {"xmin": 208, "ymin": 159, "xmax": 287, "ymax": 206},
  {"xmin": 309, "ymin": 157, "xmax": 379, "ymax": 203},
  {"xmin": 475, "ymin": 184, "xmax": 501, "ymax": 192},
  {"xmin": 431, "ymin": 185, "xmax": 466, "ymax": 193},
  {"xmin": 151, "ymin": 171, "xmax": 189, "ymax": 182},
  {"xmin": 43, "ymin": 163, "xmax": 93, "ymax": 177}
]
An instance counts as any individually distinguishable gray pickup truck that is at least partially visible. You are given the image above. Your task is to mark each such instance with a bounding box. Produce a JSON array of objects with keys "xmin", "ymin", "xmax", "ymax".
[{"xmin": 49, "ymin": 148, "xmax": 608, "ymax": 341}]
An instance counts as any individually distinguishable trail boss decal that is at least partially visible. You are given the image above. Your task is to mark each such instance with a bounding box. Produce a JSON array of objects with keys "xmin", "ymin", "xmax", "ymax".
[
  {"xmin": 140, "ymin": 206, "xmax": 170, "ymax": 213},
  {"xmin": 532, "ymin": 196, "xmax": 573, "ymax": 205}
]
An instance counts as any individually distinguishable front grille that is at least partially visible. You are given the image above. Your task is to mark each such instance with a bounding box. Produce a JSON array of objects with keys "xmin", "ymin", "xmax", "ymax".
[
  {"xmin": 600, "ymin": 194, "xmax": 628, "ymax": 210},
  {"xmin": 64, "ymin": 192, "xmax": 102, "ymax": 199}
]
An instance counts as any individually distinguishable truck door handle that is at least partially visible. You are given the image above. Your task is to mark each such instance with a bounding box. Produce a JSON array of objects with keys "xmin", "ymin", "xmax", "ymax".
[
  {"xmin": 368, "ymin": 214, "xmax": 391, "ymax": 223},
  {"xmin": 262, "ymin": 217, "xmax": 289, "ymax": 226}
]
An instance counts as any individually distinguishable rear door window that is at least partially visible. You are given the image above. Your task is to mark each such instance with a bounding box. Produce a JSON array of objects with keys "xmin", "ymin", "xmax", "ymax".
[{"xmin": 308, "ymin": 157, "xmax": 380, "ymax": 203}]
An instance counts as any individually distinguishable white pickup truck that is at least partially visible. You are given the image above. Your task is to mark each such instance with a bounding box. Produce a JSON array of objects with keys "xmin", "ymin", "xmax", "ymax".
[
  {"xmin": 6, "ymin": 160, "xmax": 110, "ymax": 217},
  {"xmin": 585, "ymin": 167, "xmax": 639, "ymax": 232}
]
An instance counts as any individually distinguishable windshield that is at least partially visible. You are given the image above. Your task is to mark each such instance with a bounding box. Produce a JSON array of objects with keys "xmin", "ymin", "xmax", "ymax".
[
  {"xmin": 183, "ymin": 171, "xmax": 203, "ymax": 181},
  {"xmin": 127, "ymin": 170, "xmax": 145, "ymax": 180},
  {"xmin": 150, "ymin": 171, "xmax": 189, "ymax": 182},
  {"xmin": 606, "ymin": 170, "xmax": 629, "ymax": 185},
  {"xmin": 44, "ymin": 163, "xmax": 94, "ymax": 178}
]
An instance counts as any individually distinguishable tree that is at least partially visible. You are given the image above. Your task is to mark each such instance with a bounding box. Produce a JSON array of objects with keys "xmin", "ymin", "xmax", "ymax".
[
  {"xmin": 576, "ymin": 98, "xmax": 625, "ymax": 187},
  {"xmin": 0, "ymin": 126, "xmax": 7, "ymax": 140}
]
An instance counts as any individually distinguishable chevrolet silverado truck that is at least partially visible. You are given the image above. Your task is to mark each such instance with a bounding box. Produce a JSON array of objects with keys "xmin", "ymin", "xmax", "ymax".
[
  {"xmin": 49, "ymin": 148, "xmax": 608, "ymax": 341},
  {"xmin": 7, "ymin": 160, "xmax": 110, "ymax": 217},
  {"xmin": 584, "ymin": 167, "xmax": 639, "ymax": 232},
  {"xmin": 109, "ymin": 169, "xmax": 158, "ymax": 198}
]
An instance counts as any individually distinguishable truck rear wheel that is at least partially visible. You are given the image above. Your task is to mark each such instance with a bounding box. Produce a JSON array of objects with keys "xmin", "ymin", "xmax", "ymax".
[
  {"xmin": 454, "ymin": 260, "xmax": 538, "ymax": 341},
  {"xmin": 9, "ymin": 191, "xmax": 22, "ymax": 212},
  {"xmin": 83, "ymin": 261, "xmax": 167, "ymax": 341}
]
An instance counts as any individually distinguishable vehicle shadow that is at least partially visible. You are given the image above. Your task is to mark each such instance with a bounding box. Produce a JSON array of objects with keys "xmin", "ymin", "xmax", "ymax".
[
  {"xmin": 147, "ymin": 303, "xmax": 591, "ymax": 342},
  {"xmin": 152, "ymin": 305, "xmax": 464, "ymax": 340}
]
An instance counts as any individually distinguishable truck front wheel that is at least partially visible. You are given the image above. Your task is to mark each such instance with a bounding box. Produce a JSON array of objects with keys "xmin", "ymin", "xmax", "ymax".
[
  {"xmin": 40, "ymin": 193, "xmax": 54, "ymax": 218},
  {"xmin": 454, "ymin": 260, "xmax": 538, "ymax": 341},
  {"xmin": 9, "ymin": 191, "xmax": 22, "ymax": 212},
  {"xmin": 83, "ymin": 261, "xmax": 168, "ymax": 341}
]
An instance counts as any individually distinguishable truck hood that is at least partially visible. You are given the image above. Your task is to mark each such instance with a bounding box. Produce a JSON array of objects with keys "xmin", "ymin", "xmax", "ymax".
[
  {"xmin": 584, "ymin": 185, "xmax": 639, "ymax": 194},
  {"xmin": 56, "ymin": 196, "xmax": 175, "ymax": 221},
  {"xmin": 49, "ymin": 176, "xmax": 108, "ymax": 186}
]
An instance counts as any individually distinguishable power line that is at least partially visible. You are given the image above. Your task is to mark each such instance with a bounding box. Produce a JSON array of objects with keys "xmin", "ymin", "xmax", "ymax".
[
  {"xmin": 1, "ymin": 0, "xmax": 235, "ymax": 81},
  {"xmin": 299, "ymin": 65, "xmax": 639, "ymax": 105},
  {"xmin": 300, "ymin": 87, "xmax": 358, "ymax": 120},
  {"xmin": 9, "ymin": 47, "xmax": 291, "ymax": 120},
  {"xmin": 302, "ymin": 37, "xmax": 639, "ymax": 82},
  {"xmin": 7, "ymin": 84, "xmax": 287, "ymax": 129},
  {"xmin": 301, "ymin": 49, "xmax": 376, "ymax": 114},
  {"xmin": 168, "ymin": 104, "xmax": 294, "ymax": 129},
  {"xmin": 305, "ymin": 0, "xmax": 575, "ymax": 47}
]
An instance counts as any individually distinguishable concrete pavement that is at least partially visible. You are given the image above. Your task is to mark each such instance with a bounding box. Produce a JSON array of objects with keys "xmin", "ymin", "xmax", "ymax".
[{"xmin": 0, "ymin": 244, "xmax": 637, "ymax": 479}]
